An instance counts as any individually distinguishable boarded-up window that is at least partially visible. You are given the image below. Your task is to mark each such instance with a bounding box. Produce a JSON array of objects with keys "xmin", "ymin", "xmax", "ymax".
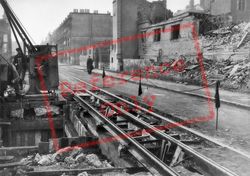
[
  {"xmin": 171, "ymin": 24, "xmax": 180, "ymax": 40},
  {"xmin": 153, "ymin": 29, "xmax": 161, "ymax": 42}
]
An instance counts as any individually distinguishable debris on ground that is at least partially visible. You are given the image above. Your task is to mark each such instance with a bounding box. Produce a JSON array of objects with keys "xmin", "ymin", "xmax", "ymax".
[
  {"xmin": 34, "ymin": 105, "xmax": 60, "ymax": 117},
  {"xmin": 14, "ymin": 146, "xmax": 153, "ymax": 176},
  {"xmin": 85, "ymin": 154, "xmax": 103, "ymax": 168},
  {"xmin": 151, "ymin": 56, "xmax": 249, "ymax": 92},
  {"xmin": 17, "ymin": 146, "xmax": 113, "ymax": 174},
  {"xmin": 202, "ymin": 22, "xmax": 250, "ymax": 51}
]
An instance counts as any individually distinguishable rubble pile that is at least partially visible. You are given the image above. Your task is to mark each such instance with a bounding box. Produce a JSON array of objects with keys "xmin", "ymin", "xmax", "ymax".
[
  {"xmin": 1, "ymin": 145, "xmax": 153, "ymax": 176},
  {"xmin": 15, "ymin": 147, "xmax": 153, "ymax": 176},
  {"xmin": 18, "ymin": 146, "xmax": 113, "ymax": 172},
  {"xmin": 183, "ymin": 58, "xmax": 250, "ymax": 91},
  {"xmin": 206, "ymin": 59, "xmax": 250, "ymax": 90},
  {"xmin": 201, "ymin": 22, "xmax": 250, "ymax": 51},
  {"xmin": 158, "ymin": 57, "xmax": 250, "ymax": 92}
]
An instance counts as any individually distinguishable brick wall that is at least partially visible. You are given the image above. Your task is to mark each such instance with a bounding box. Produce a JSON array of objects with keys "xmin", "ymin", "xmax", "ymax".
[{"xmin": 139, "ymin": 16, "xmax": 199, "ymax": 63}]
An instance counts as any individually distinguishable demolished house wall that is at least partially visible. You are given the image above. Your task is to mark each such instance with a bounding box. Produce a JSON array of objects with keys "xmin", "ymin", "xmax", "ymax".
[
  {"xmin": 138, "ymin": 14, "xmax": 206, "ymax": 63},
  {"xmin": 137, "ymin": 12, "xmax": 250, "ymax": 92}
]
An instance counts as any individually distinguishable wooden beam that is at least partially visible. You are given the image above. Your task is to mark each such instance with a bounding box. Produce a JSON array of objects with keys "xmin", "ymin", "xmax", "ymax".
[
  {"xmin": 64, "ymin": 121, "xmax": 78, "ymax": 137},
  {"xmin": 0, "ymin": 162, "xmax": 23, "ymax": 169},
  {"xmin": 27, "ymin": 167, "xmax": 147, "ymax": 176},
  {"xmin": 9, "ymin": 118, "xmax": 63, "ymax": 131},
  {"xmin": 237, "ymin": 32, "xmax": 249, "ymax": 48},
  {"xmin": 0, "ymin": 146, "xmax": 38, "ymax": 156}
]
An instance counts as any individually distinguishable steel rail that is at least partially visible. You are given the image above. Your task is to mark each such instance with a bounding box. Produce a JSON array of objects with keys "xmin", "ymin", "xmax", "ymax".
[
  {"xmin": 69, "ymin": 75, "xmax": 250, "ymax": 160},
  {"xmin": 74, "ymin": 94, "xmax": 179, "ymax": 176},
  {"xmin": 66, "ymin": 80, "xmax": 238, "ymax": 176}
]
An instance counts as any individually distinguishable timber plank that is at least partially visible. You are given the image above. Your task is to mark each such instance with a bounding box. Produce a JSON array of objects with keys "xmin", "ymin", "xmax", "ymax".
[{"xmin": 27, "ymin": 167, "xmax": 147, "ymax": 176}]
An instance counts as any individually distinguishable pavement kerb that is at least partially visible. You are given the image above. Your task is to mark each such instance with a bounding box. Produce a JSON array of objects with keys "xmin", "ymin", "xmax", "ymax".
[{"xmin": 90, "ymin": 69, "xmax": 250, "ymax": 110}]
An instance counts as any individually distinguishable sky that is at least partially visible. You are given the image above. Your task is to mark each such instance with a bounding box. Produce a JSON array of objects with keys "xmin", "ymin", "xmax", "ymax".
[{"xmin": 0, "ymin": 0, "xmax": 200, "ymax": 44}]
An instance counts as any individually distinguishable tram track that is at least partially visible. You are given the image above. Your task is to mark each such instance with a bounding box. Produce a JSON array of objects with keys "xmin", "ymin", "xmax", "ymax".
[
  {"xmin": 64, "ymin": 72, "xmax": 250, "ymax": 159},
  {"xmin": 58, "ymin": 75, "xmax": 245, "ymax": 176}
]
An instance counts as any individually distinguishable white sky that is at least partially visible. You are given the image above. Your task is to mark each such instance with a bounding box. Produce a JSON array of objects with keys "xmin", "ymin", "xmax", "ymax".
[{"xmin": 0, "ymin": 0, "xmax": 200, "ymax": 44}]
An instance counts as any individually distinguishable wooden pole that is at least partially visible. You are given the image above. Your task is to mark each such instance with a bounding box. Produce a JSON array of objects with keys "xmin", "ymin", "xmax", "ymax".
[{"xmin": 216, "ymin": 108, "xmax": 219, "ymax": 131}]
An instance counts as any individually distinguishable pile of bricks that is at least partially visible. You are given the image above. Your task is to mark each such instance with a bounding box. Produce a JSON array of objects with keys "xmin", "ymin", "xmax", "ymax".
[{"xmin": 201, "ymin": 22, "xmax": 250, "ymax": 52}]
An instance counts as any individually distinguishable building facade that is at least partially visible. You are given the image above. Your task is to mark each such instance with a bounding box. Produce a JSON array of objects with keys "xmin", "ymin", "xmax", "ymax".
[
  {"xmin": 110, "ymin": 0, "xmax": 167, "ymax": 71},
  {"xmin": 138, "ymin": 11, "xmax": 211, "ymax": 65},
  {"xmin": 51, "ymin": 9, "xmax": 112, "ymax": 67},
  {"xmin": 0, "ymin": 14, "xmax": 12, "ymax": 59},
  {"xmin": 200, "ymin": 0, "xmax": 250, "ymax": 23}
]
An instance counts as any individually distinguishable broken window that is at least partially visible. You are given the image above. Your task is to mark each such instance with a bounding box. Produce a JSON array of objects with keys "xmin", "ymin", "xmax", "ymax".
[
  {"xmin": 171, "ymin": 24, "xmax": 180, "ymax": 40},
  {"xmin": 153, "ymin": 28, "xmax": 161, "ymax": 42},
  {"xmin": 111, "ymin": 57, "xmax": 113, "ymax": 63},
  {"xmin": 238, "ymin": 0, "xmax": 246, "ymax": 11}
]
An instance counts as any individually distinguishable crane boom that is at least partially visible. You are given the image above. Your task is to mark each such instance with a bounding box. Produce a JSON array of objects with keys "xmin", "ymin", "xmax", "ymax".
[
  {"xmin": 0, "ymin": 0, "xmax": 59, "ymax": 96},
  {"xmin": 0, "ymin": 0, "xmax": 36, "ymax": 54}
]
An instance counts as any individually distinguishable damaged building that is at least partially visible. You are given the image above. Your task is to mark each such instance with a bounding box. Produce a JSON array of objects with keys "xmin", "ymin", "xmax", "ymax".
[
  {"xmin": 109, "ymin": 0, "xmax": 213, "ymax": 71},
  {"xmin": 200, "ymin": 0, "xmax": 250, "ymax": 23},
  {"xmin": 51, "ymin": 9, "xmax": 112, "ymax": 68},
  {"xmin": 108, "ymin": 0, "xmax": 250, "ymax": 91},
  {"xmin": 138, "ymin": 10, "xmax": 212, "ymax": 64}
]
